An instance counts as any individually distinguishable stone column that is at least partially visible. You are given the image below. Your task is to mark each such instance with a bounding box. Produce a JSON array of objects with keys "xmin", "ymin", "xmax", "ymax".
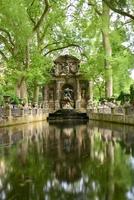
[
  {"xmin": 55, "ymin": 81, "xmax": 61, "ymax": 110},
  {"xmin": 44, "ymin": 85, "xmax": 49, "ymax": 112},
  {"xmin": 88, "ymin": 80, "xmax": 93, "ymax": 101},
  {"xmin": 87, "ymin": 80, "xmax": 94, "ymax": 110},
  {"xmin": 76, "ymin": 79, "xmax": 81, "ymax": 110}
]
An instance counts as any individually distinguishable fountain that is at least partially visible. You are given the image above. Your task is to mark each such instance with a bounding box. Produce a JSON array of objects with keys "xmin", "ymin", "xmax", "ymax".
[{"xmin": 44, "ymin": 55, "xmax": 89, "ymax": 122}]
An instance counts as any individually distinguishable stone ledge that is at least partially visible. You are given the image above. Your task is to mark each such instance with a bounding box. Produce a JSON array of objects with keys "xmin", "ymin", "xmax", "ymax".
[
  {"xmin": 88, "ymin": 113, "xmax": 134, "ymax": 125},
  {"xmin": 0, "ymin": 113, "xmax": 48, "ymax": 128}
]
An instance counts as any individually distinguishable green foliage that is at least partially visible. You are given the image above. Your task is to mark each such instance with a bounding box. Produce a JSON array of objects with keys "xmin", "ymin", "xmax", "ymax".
[
  {"xmin": 0, "ymin": 0, "xmax": 134, "ymax": 101},
  {"xmin": 10, "ymin": 95, "xmax": 21, "ymax": 105},
  {"xmin": 117, "ymin": 91, "xmax": 130, "ymax": 104},
  {"xmin": 28, "ymin": 49, "xmax": 51, "ymax": 84},
  {"xmin": 111, "ymin": 28, "xmax": 134, "ymax": 95},
  {"xmin": 130, "ymin": 83, "xmax": 134, "ymax": 103},
  {"xmin": 0, "ymin": 0, "xmax": 32, "ymax": 53}
]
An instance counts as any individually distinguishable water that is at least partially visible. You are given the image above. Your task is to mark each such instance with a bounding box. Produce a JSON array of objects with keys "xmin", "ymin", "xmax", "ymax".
[{"xmin": 0, "ymin": 120, "xmax": 134, "ymax": 200}]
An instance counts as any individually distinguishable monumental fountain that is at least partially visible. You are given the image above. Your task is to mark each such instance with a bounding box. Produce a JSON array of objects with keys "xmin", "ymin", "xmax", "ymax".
[{"xmin": 43, "ymin": 54, "xmax": 89, "ymax": 121}]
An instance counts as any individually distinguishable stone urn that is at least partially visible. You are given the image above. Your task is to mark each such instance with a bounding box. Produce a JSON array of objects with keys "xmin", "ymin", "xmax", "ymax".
[{"xmin": 3, "ymin": 95, "xmax": 10, "ymax": 103}]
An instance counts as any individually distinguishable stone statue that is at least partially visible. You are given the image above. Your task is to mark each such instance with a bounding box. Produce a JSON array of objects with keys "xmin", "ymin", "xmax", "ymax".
[
  {"xmin": 69, "ymin": 62, "xmax": 78, "ymax": 74},
  {"xmin": 61, "ymin": 63, "xmax": 70, "ymax": 75},
  {"xmin": 64, "ymin": 88, "xmax": 73, "ymax": 101},
  {"xmin": 52, "ymin": 64, "xmax": 59, "ymax": 76},
  {"xmin": 62, "ymin": 88, "xmax": 73, "ymax": 109}
]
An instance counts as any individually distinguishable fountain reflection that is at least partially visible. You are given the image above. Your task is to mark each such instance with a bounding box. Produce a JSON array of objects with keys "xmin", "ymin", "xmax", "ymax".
[{"xmin": 0, "ymin": 121, "xmax": 134, "ymax": 199}]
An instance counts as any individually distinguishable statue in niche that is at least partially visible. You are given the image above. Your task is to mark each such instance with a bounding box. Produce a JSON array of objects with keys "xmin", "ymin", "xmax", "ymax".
[
  {"xmin": 62, "ymin": 88, "xmax": 74, "ymax": 109},
  {"xmin": 49, "ymin": 90, "xmax": 54, "ymax": 100},
  {"xmin": 81, "ymin": 89, "xmax": 85, "ymax": 99},
  {"xmin": 64, "ymin": 88, "xmax": 73, "ymax": 101}
]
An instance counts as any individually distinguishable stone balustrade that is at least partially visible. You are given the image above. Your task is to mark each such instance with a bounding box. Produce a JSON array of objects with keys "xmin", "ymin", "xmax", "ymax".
[
  {"xmin": 0, "ymin": 106, "xmax": 49, "ymax": 127},
  {"xmin": 87, "ymin": 105, "xmax": 134, "ymax": 125},
  {"xmin": 1, "ymin": 104, "xmax": 134, "ymax": 127},
  {"xmin": 88, "ymin": 105, "xmax": 134, "ymax": 115}
]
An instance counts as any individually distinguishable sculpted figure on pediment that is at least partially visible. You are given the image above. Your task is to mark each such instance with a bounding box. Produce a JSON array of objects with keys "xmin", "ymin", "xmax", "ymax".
[
  {"xmin": 68, "ymin": 62, "xmax": 79, "ymax": 74},
  {"xmin": 61, "ymin": 63, "xmax": 70, "ymax": 75},
  {"xmin": 53, "ymin": 55, "xmax": 80, "ymax": 76},
  {"xmin": 51, "ymin": 65, "xmax": 59, "ymax": 76}
]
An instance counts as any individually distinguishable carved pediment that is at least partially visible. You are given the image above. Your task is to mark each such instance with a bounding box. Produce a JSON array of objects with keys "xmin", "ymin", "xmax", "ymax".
[{"xmin": 52, "ymin": 55, "xmax": 80, "ymax": 76}]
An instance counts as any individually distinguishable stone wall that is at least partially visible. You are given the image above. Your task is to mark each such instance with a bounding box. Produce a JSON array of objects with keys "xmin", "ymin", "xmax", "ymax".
[
  {"xmin": 87, "ymin": 106, "xmax": 134, "ymax": 125},
  {"xmin": 0, "ymin": 107, "xmax": 48, "ymax": 127}
]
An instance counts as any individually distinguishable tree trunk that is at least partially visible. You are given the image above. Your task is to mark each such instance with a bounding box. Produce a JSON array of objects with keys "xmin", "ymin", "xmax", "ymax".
[
  {"xmin": 102, "ymin": 2, "xmax": 113, "ymax": 98},
  {"xmin": 15, "ymin": 41, "xmax": 30, "ymax": 103},
  {"xmin": 16, "ymin": 77, "xmax": 28, "ymax": 104},
  {"xmin": 33, "ymin": 83, "xmax": 39, "ymax": 105},
  {"xmin": 20, "ymin": 79, "xmax": 28, "ymax": 101},
  {"xmin": 16, "ymin": 84, "xmax": 21, "ymax": 98}
]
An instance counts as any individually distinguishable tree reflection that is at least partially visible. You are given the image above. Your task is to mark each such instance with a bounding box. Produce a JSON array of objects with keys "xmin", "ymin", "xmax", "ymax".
[{"xmin": 0, "ymin": 122, "xmax": 134, "ymax": 199}]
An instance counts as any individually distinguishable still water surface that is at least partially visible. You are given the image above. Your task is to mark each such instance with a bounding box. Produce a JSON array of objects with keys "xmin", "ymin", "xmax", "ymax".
[{"xmin": 0, "ymin": 121, "xmax": 134, "ymax": 200}]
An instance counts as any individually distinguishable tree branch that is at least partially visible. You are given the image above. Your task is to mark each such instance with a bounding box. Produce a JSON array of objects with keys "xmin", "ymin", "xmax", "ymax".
[
  {"xmin": 27, "ymin": 0, "xmax": 36, "ymax": 25},
  {"xmin": 0, "ymin": 50, "xmax": 8, "ymax": 61},
  {"xmin": 88, "ymin": 1, "xmax": 102, "ymax": 16},
  {"xmin": 41, "ymin": 41, "xmax": 59, "ymax": 52},
  {"xmin": 17, "ymin": 76, "xmax": 26, "ymax": 88},
  {"xmin": 0, "ymin": 28, "xmax": 15, "ymax": 46},
  {"xmin": 39, "ymin": 23, "xmax": 50, "ymax": 43},
  {"xmin": 44, "ymin": 44, "xmax": 81, "ymax": 56},
  {"xmin": 103, "ymin": 0, "xmax": 134, "ymax": 20},
  {"xmin": 27, "ymin": 12, "xmax": 36, "ymax": 25},
  {"xmin": 30, "ymin": 0, "xmax": 36, "ymax": 7},
  {"xmin": 33, "ymin": 0, "xmax": 50, "ymax": 32},
  {"xmin": 0, "ymin": 35, "xmax": 14, "ymax": 54}
]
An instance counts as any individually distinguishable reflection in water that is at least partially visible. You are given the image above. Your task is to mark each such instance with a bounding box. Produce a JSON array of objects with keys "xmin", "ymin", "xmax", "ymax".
[{"xmin": 0, "ymin": 121, "xmax": 134, "ymax": 199}]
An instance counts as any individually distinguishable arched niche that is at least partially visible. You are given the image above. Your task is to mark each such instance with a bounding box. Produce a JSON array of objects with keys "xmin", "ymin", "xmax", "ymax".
[{"xmin": 60, "ymin": 84, "xmax": 75, "ymax": 109}]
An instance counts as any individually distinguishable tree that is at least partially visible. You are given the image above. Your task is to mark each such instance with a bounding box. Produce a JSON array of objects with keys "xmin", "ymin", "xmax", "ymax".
[
  {"xmin": 101, "ymin": 1, "xmax": 113, "ymax": 97},
  {"xmin": 77, "ymin": 0, "xmax": 134, "ymax": 98},
  {"xmin": 0, "ymin": 0, "xmax": 134, "ymax": 103},
  {"xmin": 103, "ymin": 0, "xmax": 134, "ymax": 20}
]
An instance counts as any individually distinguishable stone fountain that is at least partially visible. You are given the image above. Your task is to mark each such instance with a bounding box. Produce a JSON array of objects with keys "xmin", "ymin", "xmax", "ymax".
[{"xmin": 43, "ymin": 54, "xmax": 89, "ymax": 121}]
